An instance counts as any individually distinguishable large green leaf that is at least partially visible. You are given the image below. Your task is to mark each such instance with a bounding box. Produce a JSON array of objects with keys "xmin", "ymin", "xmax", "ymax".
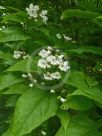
[
  {"xmin": 0, "ymin": 28, "xmax": 30, "ymax": 42},
  {"xmin": 61, "ymin": 9, "xmax": 99, "ymax": 20},
  {"xmin": 62, "ymin": 95, "xmax": 93, "ymax": 110},
  {"xmin": 6, "ymin": 58, "xmax": 37, "ymax": 72},
  {"xmin": 3, "ymin": 83, "xmax": 29, "ymax": 95},
  {"xmin": 3, "ymin": 88, "xmax": 58, "ymax": 136},
  {"xmin": 0, "ymin": 74, "xmax": 23, "ymax": 91},
  {"xmin": 56, "ymin": 114, "xmax": 100, "ymax": 136},
  {"xmin": 65, "ymin": 71, "xmax": 102, "ymax": 105}
]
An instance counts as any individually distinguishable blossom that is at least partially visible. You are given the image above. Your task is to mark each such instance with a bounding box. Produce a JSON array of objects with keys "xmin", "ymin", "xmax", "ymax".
[
  {"xmin": 39, "ymin": 49, "xmax": 51, "ymax": 58},
  {"xmin": 29, "ymin": 83, "xmax": 34, "ymax": 87},
  {"xmin": 23, "ymin": 54, "xmax": 30, "ymax": 59},
  {"xmin": 56, "ymin": 55, "xmax": 64, "ymax": 65},
  {"xmin": 60, "ymin": 97, "xmax": 66, "ymax": 102},
  {"xmin": 28, "ymin": 73, "xmax": 32, "ymax": 77},
  {"xmin": 50, "ymin": 89, "xmax": 55, "ymax": 93},
  {"xmin": 46, "ymin": 55, "xmax": 57, "ymax": 65},
  {"xmin": 43, "ymin": 72, "xmax": 53, "ymax": 80},
  {"xmin": 51, "ymin": 72, "xmax": 61, "ymax": 79},
  {"xmin": 13, "ymin": 51, "xmax": 22, "ymax": 59},
  {"xmin": 63, "ymin": 34, "xmax": 72, "ymax": 41},
  {"xmin": 38, "ymin": 59, "xmax": 50, "ymax": 69},
  {"xmin": 41, "ymin": 130, "xmax": 46, "ymax": 136},
  {"xmin": 56, "ymin": 33, "xmax": 62, "ymax": 39},
  {"xmin": 40, "ymin": 10, "xmax": 48, "ymax": 24},
  {"xmin": 26, "ymin": 4, "xmax": 39, "ymax": 18},
  {"xmin": 33, "ymin": 79, "xmax": 37, "ymax": 83},
  {"xmin": 22, "ymin": 74, "xmax": 27, "ymax": 78},
  {"xmin": 59, "ymin": 61, "xmax": 70, "ymax": 72},
  {"xmin": 47, "ymin": 46, "xmax": 53, "ymax": 51}
]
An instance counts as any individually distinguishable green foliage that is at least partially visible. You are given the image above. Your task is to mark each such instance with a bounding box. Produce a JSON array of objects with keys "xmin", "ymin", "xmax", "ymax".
[{"xmin": 0, "ymin": 0, "xmax": 102, "ymax": 136}]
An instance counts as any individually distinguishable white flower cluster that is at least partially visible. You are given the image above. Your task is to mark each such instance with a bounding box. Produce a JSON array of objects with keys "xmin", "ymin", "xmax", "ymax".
[
  {"xmin": 56, "ymin": 33, "xmax": 72, "ymax": 41},
  {"xmin": 38, "ymin": 46, "xmax": 70, "ymax": 80},
  {"xmin": 26, "ymin": 4, "xmax": 48, "ymax": 24},
  {"xmin": 13, "ymin": 51, "xmax": 29, "ymax": 59}
]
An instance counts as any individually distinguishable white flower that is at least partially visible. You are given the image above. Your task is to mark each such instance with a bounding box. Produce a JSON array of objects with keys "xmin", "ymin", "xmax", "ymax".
[
  {"xmin": 2, "ymin": 26, "xmax": 5, "ymax": 29},
  {"xmin": 33, "ymin": 5, "xmax": 39, "ymax": 11},
  {"xmin": 60, "ymin": 97, "xmax": 66, "ymax": 103},
  {"xmin": 39, "ymin": 49, "xmax": 51, "ymax": 58},
  {"xmin": 38, "ymin": 59, "xmax": 50, "ymax": 69},
  {"xmin": 41, "ymin": 130, "xmax": 46, "ymax": 136},
  {"xmin": 56, "ymin": 33, "xmax": 62, "ymax": 39},
  {"xmin": 44, "ymin": 72, "xmax": 53, "ymax": 80},
  {"xmin": 13, "ymin": 51, "xmax": 21, "ymax": 59},
  {"xmin": 33, "ymin": 79, "xmax": 37, "ymax": 83},
  {"xmin": 40, "ymin": 10, "xmax": 48, "ymax": 16},
  {"xmin": 46, "ymin": 55, "xmax": 57, "ymax": 65},
  {"xmin": 23, "ymin": 54, "xmax": 30, "ymax": 59},
  {"xmin": 47, "ymin": 46, "xmax": 53, "ymax": 51},
  {"xmin": 28, "ymin": 73, "xmax": 32, "ymax": 77},
  {"xmin": 40, "ymin": 10, "xmax": 48, "ymax": 24},
  {"xmin": 42, "ymin": 16, "xmax": 48, "ymax": 24},
  {"xmin": 29, "ymin": 83, "xmax": 34, "ymax": 87},
  {"xmin": 22, "ymin": 74, "xmax": 27, "ymax": 78},
  {"xmin": 59, "ymin": 61, "xmax": 70, "ymax": 72},
  {"xmin": 51, "ymin": 72, "xmax": 61, "ymax": 79},
  {"xmin": 63, "ymin": 34, "xmax": 72, "ymax": 41},
  {"xmin": 50, "ymin": 89, "xmax": 55, "ymax": 93},
  {"xmin": 26, "ymin": 4, "xmax": 39, "ymax": 18},
  {"xmin": 56, "ymin": 55, "xmax": 64, "ymax": 65}
]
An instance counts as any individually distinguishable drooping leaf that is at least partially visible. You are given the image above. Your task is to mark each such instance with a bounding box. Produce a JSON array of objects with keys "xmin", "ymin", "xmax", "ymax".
[
  {"xmin": 56, "ymin": 114, "xmax": 100, "ymax": 136},
  {"xmin": 6, "ymin": 58, "xmax": 37, "ymax": 72},
  {"xmin": 65, "ymin": 71, "xmax": 102, "ymax": 105},
  {"xmin": 3, "ymin": 83, "xmax": 29, "ymax": 95},
  {"xmin": 61, "ymin": 9, "xmax": 99, "ymax": 20},
  {"xmin": 0, "ymin": 74, "xmax": 23, "ymax": 91},
  {"xmin": 62, "ymin": 95, "xmax": 93, "ymax": 110},
  {"xmin": 3, "ymin": 88, "xmax": 58, "ymax": 136}
]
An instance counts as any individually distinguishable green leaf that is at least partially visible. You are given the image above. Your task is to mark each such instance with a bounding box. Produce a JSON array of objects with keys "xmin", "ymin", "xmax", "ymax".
[
  {"xmin": 5, "ymin": 95, "xmax": 19, "ymax": 107},
  {"xmin": 68, "ymin": 46, "xmax": 102, "ymax": 56},
  {"xmin": 57, "ymin": 110, "xmax": 70, "ymax": 134},
  {"xmin": 3, "ymin": 84, "xmax": 29, "ymax": 95},
  {"xmin": 3, "ymin": 88, "xmax": 58, "ymax": 136},
  {"xmin": 0, "ymin": 51, "xmax": 12, "ymax": 60},
  {"xmin": 62, "ymin": 95, "xmax": 93, "ymax": 110},
  {"xmin": 0, "ymin": 74, "xmax": 23, "ymax": 91},
  {"xmin": 65, "ymin": 71, "xmax": 102, "ymax": 105},
  {"xmin": 2, "ymin": 12, "xmax": 27, "ymax": 23},
  {"xmin": 61, "ymin": 9, "xmax": 99, "ymax": 20},
  {"xmin": 0, "ymin": 28, "xmax": 30, "ymax": 42},
  {"xmin": 6, "ymin": 58, "xmax": 37, "ymax": 72},
  {"xmin": 56, "ymin": 114, "xmax": 100, "ymax": 136}
]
